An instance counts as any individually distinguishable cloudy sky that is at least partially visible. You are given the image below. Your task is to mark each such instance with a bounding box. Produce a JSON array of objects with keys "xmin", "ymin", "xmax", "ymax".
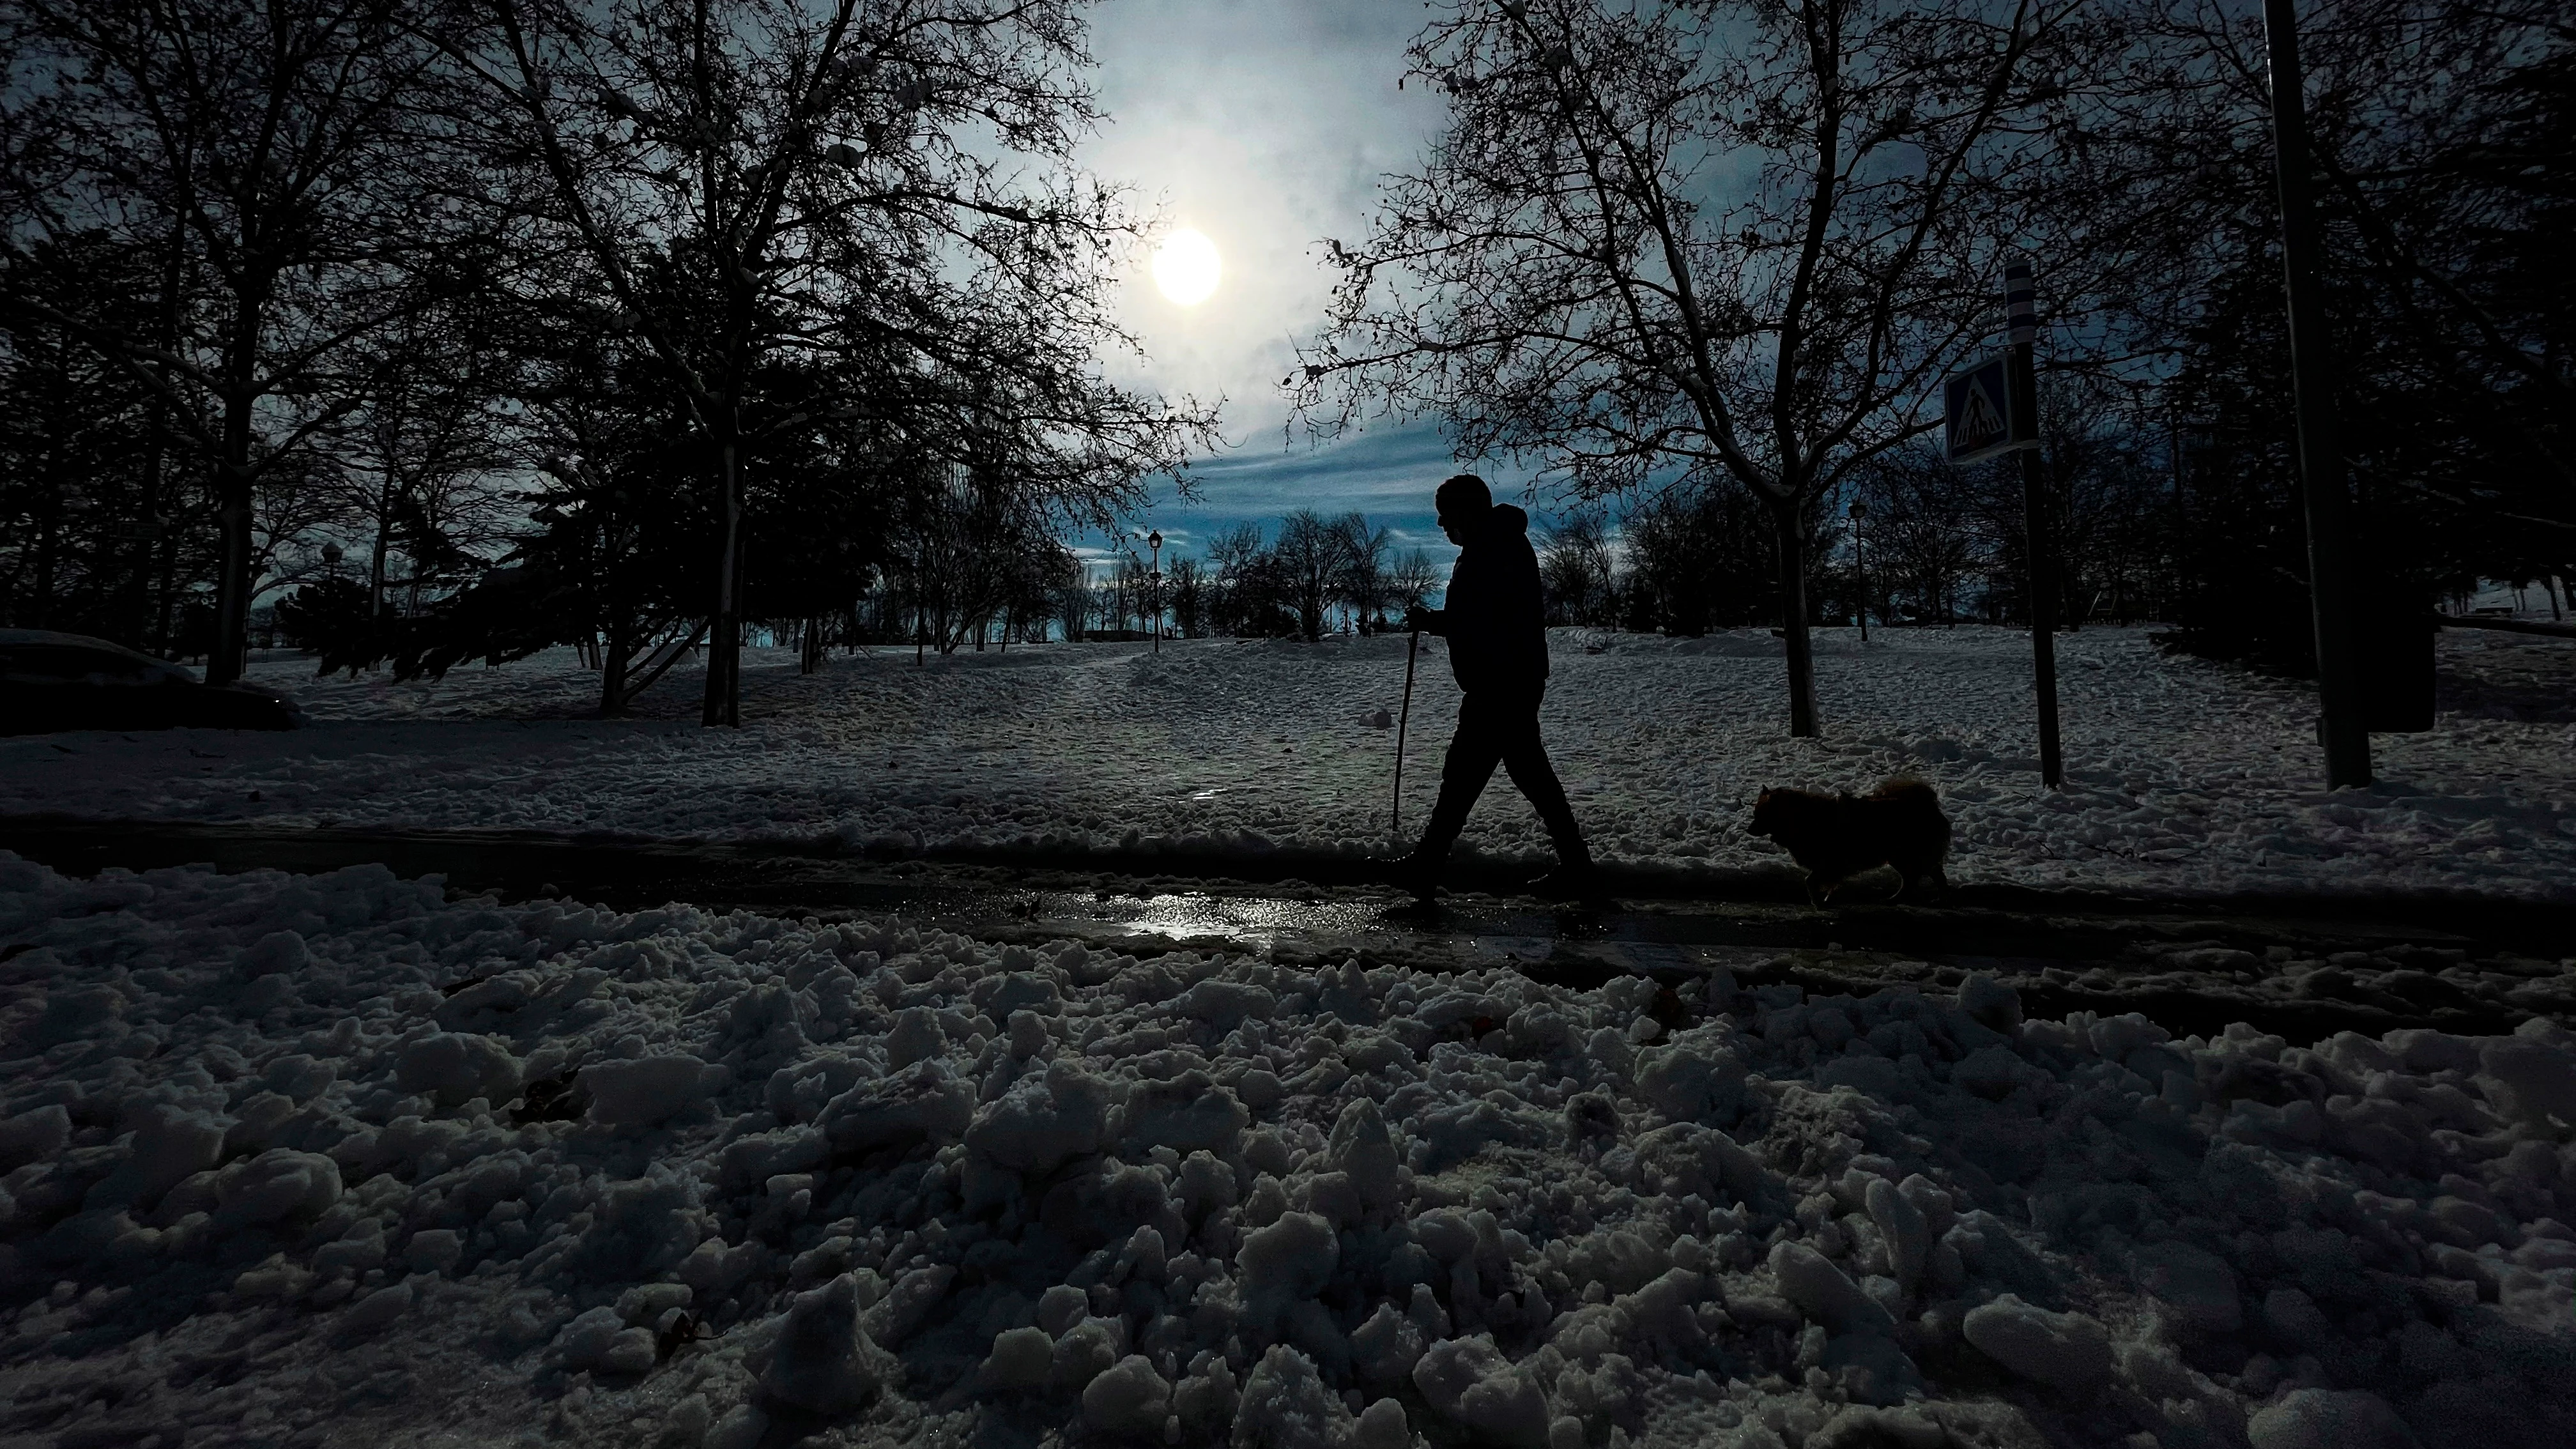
[{"xmin": 1068, "ymin": 0, "xmax": 1546, "ymax": 569}]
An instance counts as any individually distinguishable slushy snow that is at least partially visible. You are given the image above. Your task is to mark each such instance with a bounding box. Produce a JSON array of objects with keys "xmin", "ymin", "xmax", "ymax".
[{"xmin": 1, "ymin": 852, "xmax": 2572, "ymax": 1449}]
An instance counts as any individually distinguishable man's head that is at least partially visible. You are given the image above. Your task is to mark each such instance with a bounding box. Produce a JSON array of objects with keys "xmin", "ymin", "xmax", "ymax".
[{"xmin": 1436, "ymin": 473, "xmax": 1491, "ymax": 546}]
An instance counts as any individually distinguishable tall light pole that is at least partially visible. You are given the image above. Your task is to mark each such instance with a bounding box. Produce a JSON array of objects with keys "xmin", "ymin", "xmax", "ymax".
[
  {"xmin": 1147, "ymin": 530, "xmax": 1163, "ymax": 655},
  {"xmin": 2262, "ymin": 0, "xmax": 2372, "ymax": 788},
  {"xmin": 1850, "ymin": 503, "xmax": 1869, "ymax": 643}
]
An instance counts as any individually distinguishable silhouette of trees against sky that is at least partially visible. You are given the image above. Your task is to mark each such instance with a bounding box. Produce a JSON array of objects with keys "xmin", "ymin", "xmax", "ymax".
[
  {"xmin": 1163, "ymin": 555, "xmax": 1206, "ymax": 638},
  {"xmin": 4, "ymin": 0, "xmax": 2568, "ymax": 698},
  {"xmin": 0, "ymin": 235, "xmax": 170, "ymax": 640},
  {"xmin": 878, "ymin": 456, "xmax": 1063, "ymax": 656},
  {"xmin": 1614, "ymin": 480, "xmax": 1791, "ymax": 634},
  {"xmin": 1202, "ymin": 522, "xmax": 1286, "ymax": 639},
  {"xmin": 339, "ymin": 303, "xmax": 521, "ymax": 627},
  {"xmin": 1390, "ymin": 545, "xmax": 1445, "ymax": 619},
  {"xmin": 1834, "ymin": 392, "xmax": 2182, "ymax": 633},
  {"xmin": 1163, "ymin": 514, "xmax": 1429, "ymax": 642},
  {"xmin": 1, "ymin": 0, "xmax": 489, "ymax": 683},
  {"xmin": 1537, "ymin": 509, "xmax": 1617, "ymax": 628},
  {"xmin": 2057, "ymin": 0, "xmax": 2573, "ymax": 666},
  {"xmin": 1271, "ymin": 509, "xmax": 1350, "ymax": 643},
  {"xmin": 427, "ymin": 0, "xmax": 1215, "ymax": 723},
  {"xmin": 1292, "ymin": 0, "xmax": 2095, "ymax": 737},
  {"xmin": 1333, "ymin": 513, "xmax": 1397, "ymax": 631}
]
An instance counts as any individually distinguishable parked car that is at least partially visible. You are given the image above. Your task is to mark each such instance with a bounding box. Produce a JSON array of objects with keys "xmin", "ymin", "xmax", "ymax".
[{"xmin": 1, "ymin": 629, "xmax": 303, "ymax": 735}]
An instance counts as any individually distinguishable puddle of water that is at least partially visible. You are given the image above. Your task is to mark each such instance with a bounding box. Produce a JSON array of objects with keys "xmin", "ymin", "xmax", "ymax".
[
  {"xmin": 1605, "ymin": 942, "xmax": 1714, "ymax": 974},
  {"xmin": 1017, "ymin": 890, "xmax": 1391, "ymax": 951},
  {"xmin": 1470, "ymin": 936, "xmax": 1556, "ymax": 965},
  {"xmin": 1119, "ymin": 893, "xmax": 1386, "ymax": 948}
]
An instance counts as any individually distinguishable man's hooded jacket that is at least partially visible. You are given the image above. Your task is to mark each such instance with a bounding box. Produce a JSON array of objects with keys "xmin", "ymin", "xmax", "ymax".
[{"xmin": 1424, "ymin": 503, "xmax": 1549, "ymax": 694}]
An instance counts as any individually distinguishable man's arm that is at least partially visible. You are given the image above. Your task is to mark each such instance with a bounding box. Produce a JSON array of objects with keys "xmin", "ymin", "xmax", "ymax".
[{"xmin": 1404, "ymin": 604, "xmax": 1448, "ymax": 636}]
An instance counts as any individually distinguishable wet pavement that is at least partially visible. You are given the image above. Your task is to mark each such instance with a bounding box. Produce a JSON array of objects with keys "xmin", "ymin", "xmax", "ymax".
[{"xmin": 6, "ymin": 815, "xmax": 2570, "ymax": 1047}]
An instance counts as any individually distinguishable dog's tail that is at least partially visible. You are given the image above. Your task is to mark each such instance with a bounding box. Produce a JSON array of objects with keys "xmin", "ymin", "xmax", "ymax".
[{"xmin": 1872, "ymin": 777, "xmax": 1942, "ymax": 808}]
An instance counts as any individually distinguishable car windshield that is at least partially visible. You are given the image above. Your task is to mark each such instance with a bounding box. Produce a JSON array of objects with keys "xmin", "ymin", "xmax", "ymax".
[{"xmin": 0, "ymin": 645, "xmax": 175, "ymax": 685}]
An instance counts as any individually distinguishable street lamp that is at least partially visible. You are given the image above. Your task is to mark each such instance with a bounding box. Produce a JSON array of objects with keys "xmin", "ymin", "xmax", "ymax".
[
  {"xmin": 1850, "ymin": 503, "xmax": 1869, "ymax": 643},
  {"xmin": 1146, "ymin": 530, "xmax": 1163, "ymax": 655}
]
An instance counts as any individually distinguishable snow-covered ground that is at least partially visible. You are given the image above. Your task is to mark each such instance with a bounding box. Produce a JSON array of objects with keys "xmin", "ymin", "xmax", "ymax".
[
  {"xmin": 4, "ymin": 626, "xmax": 2573, "ymax": 901},
  {"xmin": 3, "ymin": 855, "xmax": 2572, "ymax": 1449}
]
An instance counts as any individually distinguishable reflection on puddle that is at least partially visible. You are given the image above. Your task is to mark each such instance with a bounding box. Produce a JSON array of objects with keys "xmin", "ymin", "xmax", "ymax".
[{"xmin": 1032, "ymin": 891, "xmax": 1386, "ymax": 948}]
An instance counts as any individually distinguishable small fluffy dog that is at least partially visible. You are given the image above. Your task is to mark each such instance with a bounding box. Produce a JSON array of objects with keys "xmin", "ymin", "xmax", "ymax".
[{"xmin": 1748, "ymin": 778, "xmax": 1951, "ymax": 903}]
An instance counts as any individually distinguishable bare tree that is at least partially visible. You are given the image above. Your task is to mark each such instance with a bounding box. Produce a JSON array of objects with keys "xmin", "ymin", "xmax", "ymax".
[
  {"xmin": 2060, "ymin": 0, "xmax": 2575, "ymax": 622},
  {"xmin": 1206, "ymin": 520, "xmax": 1301, "ymax": 636},
  {"xmin": 1165, "ymin": 554, "xmax": 1206, "ymax": 637},
  {"xmin": 1331, "ymin": 511, "xmax": 1395, "ymax": 629},
  {"xmin": 342, "ymin": 307, "xmax": 518, "ymax": 624},
  {"xmin": 1, "ymin": 0, "xmax": 479, "ymax": 680},
  {"xmin": 1847, "ymin": 445, "xmax": 1982, "ymax": 624},
  {"xmin": 433, "ymin": 0, "xmax": 1215, "ymax": 724},
  {"xmin": 1390, "ymin": 544, "xmax": 1446, "ymax": 617},
  {"xmin": 1273, "ymin": 509, "xmax": 1352, "ymax": 641},
  {"xmin": 1292, "ymin": 0, "xmax": 2085, "ymax": 735},
  {"xmin": 1537, "ymin": 507, "xmax": 1616, "ymax": 625}
]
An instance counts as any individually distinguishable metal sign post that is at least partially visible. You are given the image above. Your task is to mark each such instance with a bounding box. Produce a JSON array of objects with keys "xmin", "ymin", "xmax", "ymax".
[
  {"xmin": 2004, "ymin": 262, "xmax": 2062, "ymax": 789},
  {"xmin": 1940, "ymin": 267, "xmax": 2061, "ymax": 789}
]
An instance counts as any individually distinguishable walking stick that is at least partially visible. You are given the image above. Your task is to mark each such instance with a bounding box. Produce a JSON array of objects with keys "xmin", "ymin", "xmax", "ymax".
[{"xmin": 1392, "ymin": 629, "xmax": 1420, "ymax": 843}]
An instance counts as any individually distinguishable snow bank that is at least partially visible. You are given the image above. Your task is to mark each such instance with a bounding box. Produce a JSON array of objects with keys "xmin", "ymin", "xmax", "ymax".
[
  {"xmin": 6, "ymin": 627, "xmax": 2573, "ymax": 901},
  {"xmin": 1, "ymin": 852, "xmax": 2571, "ymax": 1449}
]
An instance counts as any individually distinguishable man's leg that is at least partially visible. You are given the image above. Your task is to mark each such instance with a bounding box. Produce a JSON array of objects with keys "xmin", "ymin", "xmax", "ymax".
[
  {"xmin": 1406, "ymin": 692, "xmax": 1508, "ymax": 880},
  {"xmin": 1494, "ymin": 694, "xmax": 1588, "ymax": 859}
]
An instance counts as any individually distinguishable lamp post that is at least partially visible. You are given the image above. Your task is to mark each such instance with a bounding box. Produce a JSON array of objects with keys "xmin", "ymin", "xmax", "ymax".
[
  {"xmin": 1146, "ymin": 530, "xmax": 1163, "ymax": 655},
  {"xmin": 1850, "ymin": 503, "xmax": 1869, "ymax": 643}
]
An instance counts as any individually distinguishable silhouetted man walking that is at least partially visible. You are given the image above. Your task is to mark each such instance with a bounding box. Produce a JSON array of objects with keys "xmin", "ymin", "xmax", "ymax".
[{"xmin": 1386, "ymin": 474, "xmax": 1595, "ymax": 900}]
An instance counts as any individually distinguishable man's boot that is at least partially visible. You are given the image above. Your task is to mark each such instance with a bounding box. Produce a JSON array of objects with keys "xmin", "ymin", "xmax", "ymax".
[
  {"xmin": 1370, "ymin": 849, "xmax": 1442, "ymax": 903},
  {"xmin": 1528, "ymin": 839, "xmax": 1600, "ymax": 900}
]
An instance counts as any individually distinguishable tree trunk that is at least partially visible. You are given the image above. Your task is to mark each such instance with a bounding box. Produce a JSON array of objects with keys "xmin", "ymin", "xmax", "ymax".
[
  {"xmin": 369, "ymin": 478, "xmax": 395, "ymax": 622},
  {"xmin": 600, "ymin": 607, "xmax": 632, "ymax": 716},
  {"xmin": 30, "ymin": 446, "xmax": 59, "ymax": 626},
  {"xmin": 125, "ymin": 404, "xmax": 166, "ymax": 647},
  {"xmin": 131, "ymin": 205, "xmax": 188, "ymax": 650},
  {"xmin": 209, "ymin": 380, "xmax": 262, "ymax": 674},
  {"xmin": 1770, "ymin": 502, "xmax": 1818, "ymax": 738},
  {"xmin": 703, "ymin": 434, "xmax": 743, "ymax": 726},
  {"xmin": 153, "ymin": 527, "xmax": 181, "ymax": 656},
  {"xmin": 209, "ymin": 277, "xmax": 268, "ymax": 686},
  {"xmin": 210, "ymin": 461, "xmax": 254, "ymax": 683}
]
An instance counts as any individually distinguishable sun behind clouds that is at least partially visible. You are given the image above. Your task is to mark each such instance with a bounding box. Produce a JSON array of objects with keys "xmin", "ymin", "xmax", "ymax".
[{"xmin": 1151, "ymin": 227, "xmax": 1221, "ymax": 305}]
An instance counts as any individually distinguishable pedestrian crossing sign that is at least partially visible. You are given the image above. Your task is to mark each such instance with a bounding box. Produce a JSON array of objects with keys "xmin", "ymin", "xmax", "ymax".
[{"xmin": 1943, "ymin": 357, "xmax": 2015, "ymax": 464}]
